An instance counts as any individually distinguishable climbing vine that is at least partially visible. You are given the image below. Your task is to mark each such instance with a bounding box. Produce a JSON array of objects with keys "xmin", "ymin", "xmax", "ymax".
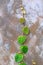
[{"xmin": 14, "ymin": 5, "xmax": 36, "ymax": 65}]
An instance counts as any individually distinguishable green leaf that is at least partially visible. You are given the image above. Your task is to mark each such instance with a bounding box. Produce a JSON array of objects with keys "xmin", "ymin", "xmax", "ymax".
[
  {"xmin": 17, "ymin": 35, "xmax": 26, "ymax": 45},
  {"xmin": 15, "ymin": 53, "xmax": 24, "ymax": 63},
  {"xmin": 18, "ymin": 62, "xmax": 26, "ymax": 65},
  {"xmin": 22, "ymin": 26, "xmax": 30, "ymax": 35},
  {"xmin": 19, "ymin": 18, "xmax": 25, "ymax": 24},
  {"xmin": 20, "ymin": 45, "xmax": 28, "ymax": 54}
]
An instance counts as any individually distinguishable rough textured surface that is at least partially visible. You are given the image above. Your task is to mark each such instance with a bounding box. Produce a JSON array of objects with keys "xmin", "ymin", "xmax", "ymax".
[{"xmin": 0, "ymin": 0, "xmax": 43, "ymax": 65}]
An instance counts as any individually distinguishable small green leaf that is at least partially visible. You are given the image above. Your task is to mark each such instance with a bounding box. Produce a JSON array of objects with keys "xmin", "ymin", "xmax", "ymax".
[
  {"xmin": 20, "ymin": 45, "xmax": 28, "ymax": 54},
  {"xmin": 17, "ymin": 35, "xmax": 26, "ymax": 45},
  {"xmin": 18, "ymin": 62, "xmax": 26, "ymax": 65},
  {"xmin": 22, "ymin": 26, "xmax": 30, "ymax": 35},
  {"xmin": 15, "ymin": 53, "xmax": 24, "ymax": 63},
  {"xmin": 19, "ymin": 18, "xmax": 25, "ymax": 24}
]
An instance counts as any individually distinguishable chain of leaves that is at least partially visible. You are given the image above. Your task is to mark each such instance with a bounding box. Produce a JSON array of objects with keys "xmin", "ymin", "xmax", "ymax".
[{"xmin": 14, "ymin": 6, "xmax": 30, "ymax": 65}]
